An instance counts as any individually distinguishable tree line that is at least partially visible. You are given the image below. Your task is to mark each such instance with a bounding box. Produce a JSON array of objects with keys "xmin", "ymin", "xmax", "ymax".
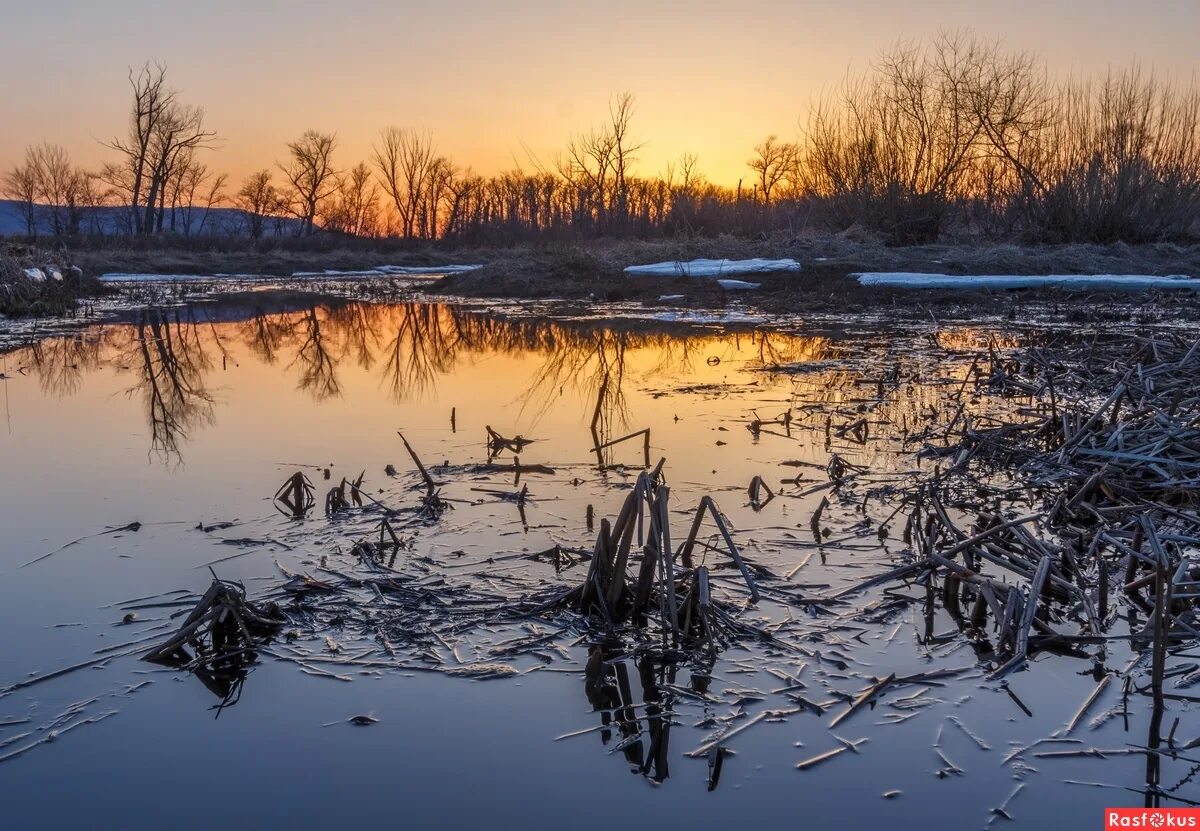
[{"xmin": 5, "ymin": 34, "xmax": 1199, "ymax": 245}]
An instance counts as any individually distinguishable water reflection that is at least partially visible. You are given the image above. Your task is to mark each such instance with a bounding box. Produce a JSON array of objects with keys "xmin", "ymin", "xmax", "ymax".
[
  {"xmin": 124, "ymin": 309, "xmax": 218, "ymax": 459},
  {"xmin": 23, "ymin": 332, "xmax": 103, "ymax": 398},
  {"xmin": 584, "ymin": 645, "xmax": 676, "ymax": 785},
  {"xmin": 4, "ymin": 300, "xmax": 837, "ymax": 463}
]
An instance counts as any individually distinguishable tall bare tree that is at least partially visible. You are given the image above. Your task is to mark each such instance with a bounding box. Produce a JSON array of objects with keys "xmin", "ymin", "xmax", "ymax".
[
  {"xmin": 143, "ymin": 104, "xmax": 217, "ymax": 233},
  {"xmin": 36, "ymin": 144, "xmax": 89, "ymax": 234},
  {"xmin": 278, "ymin": 130, "xmax": 337, "ymax": 235},
  {"xmin": 106, "ymin": 63, "xmax": 173, "ymax": 234},
  {"xmin": 372, "ymin": 127, "xmax": 436, "ymax": 239},
  {"xmin": 104, "ymin": 63, "xmax": 216, "ymax": 235},
  {"xmin": 168, "ymin": 153, "xmax": 226, "ymax": 234},
  {"xmin": 557, "ymin": 93, "xmax": 643, "ymax": 231}
]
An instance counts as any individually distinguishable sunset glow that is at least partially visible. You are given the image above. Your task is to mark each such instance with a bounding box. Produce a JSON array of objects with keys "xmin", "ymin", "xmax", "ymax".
[{"xmin": 2, "ymin": 0, "xmax": 1196, "ymax": 186}]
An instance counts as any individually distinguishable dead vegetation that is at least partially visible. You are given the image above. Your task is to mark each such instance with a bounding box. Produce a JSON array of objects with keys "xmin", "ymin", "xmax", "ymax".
[
  {"xmin": 11, "ymin": 298, "xmax": 1200, "ymax": 810},
  {"xmin": 121, "ymin": 325, "xmax": 1200, "ymax": 804},
  {"xmin": 0, "ymin": 244, "xmax": 104, "ymax": 317}
]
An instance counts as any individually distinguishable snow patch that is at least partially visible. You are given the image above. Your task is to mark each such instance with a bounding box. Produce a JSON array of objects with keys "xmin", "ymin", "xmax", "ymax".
[
  {"xmin": 855, "ymin": 273, "xmax": 1200, "ymax": 290},
  {"xmin": 23, "ymin": 267, "xmax": 45, "ymax": 282},
  {"xmin": 717, "ymin": 279, "xmax": 761, "ymax": 291},
  {"xmin": 625, "ymin": 258, "xmax": 801, "ymax": 278}
]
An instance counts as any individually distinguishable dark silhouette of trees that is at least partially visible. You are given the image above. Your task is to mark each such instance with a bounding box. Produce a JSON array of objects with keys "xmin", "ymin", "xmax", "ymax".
[
  {"xmin": 104, "ymin": 63, "xmax": 217, "ymax": 235},
  {"xmin": 748, "ymin": 136, "xmax": 797, "ymax": 203},
  {"xmin": 233, "ymin": 169, "xmax": 278, "ymax": 239},
  {"xmin": 372, "ymin": 127, "xmax": 437, "ymax": 239},
  {"xmin": 325, "ymin": 162, "xmax": 381, "ymax": 237},
  {"xmin": 2, "ymin": 143, "xmax": 93, "ymax": 235},
  {"xmin": 3, "ymin": 41, "xmax": 1198, "ymax": 245},
  {"xmin": 279, "ymin": 130, "xmax": 338, "ymax": 236}
]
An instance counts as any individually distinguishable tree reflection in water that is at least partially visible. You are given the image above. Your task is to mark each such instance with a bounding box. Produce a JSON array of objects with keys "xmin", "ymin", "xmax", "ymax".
[
  {"xmin": 4, "ymin": 299, "xmax": 836, "ymax": 463},
  {"xmin": 24, "ymin": 331, "xmax": 105, "ymax": 398},
  {"xmin": 121, "ymin": 308, "xmax": 216, "ymax": 460}
]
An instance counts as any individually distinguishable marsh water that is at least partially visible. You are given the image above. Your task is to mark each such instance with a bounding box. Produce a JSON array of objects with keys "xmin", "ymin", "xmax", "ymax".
[{"xmin": 0, "ymin": 293, "xmax": 1191, "ymax": 828}]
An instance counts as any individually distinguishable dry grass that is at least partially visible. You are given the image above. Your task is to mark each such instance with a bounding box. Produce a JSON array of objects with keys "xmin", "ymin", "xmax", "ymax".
[
  {"xmin": 6, "ymin": 231, "xmax": 1196, "ymax": 320},
  {"xmin": 0, "ymin": 242, "xmax": 105, "ymax": 317}
]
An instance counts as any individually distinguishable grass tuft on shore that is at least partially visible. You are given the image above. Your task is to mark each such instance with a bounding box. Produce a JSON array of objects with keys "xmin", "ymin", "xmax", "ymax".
[{"xmin": 0, "ymin": 243, "xmax": 106, "ymax": 318}]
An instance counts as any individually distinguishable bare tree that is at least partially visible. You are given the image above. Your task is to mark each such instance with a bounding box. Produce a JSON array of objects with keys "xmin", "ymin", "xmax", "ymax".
[
  {"xmin": 677, "ymin": 152, "xmax": 704, "ymax": 195},
  {"xmin": 144, "ymin": 104, "xmax": 217, "ymax": 233},
  {"xmin": 36, "ymin": 144, "xmax": 90, "ymax": 234},
  {"xmin": 169, "ymin": 153, "xmax": 226, "ymax": 234},
  {"xmin": 372, "ymin": 127, "xmax": 435, "ymax": 239},
  {"xmin": 325, "ymin": 162, "xmax": 381, "ymax": 237},
  {"xmin": 2, "ymin": 150, "xmax": 40, "ymax": 235},
  {"xmin": 77, "ymin": 171, "xmax": 108, "ymax": 234},
  {"xmin": 3, "ymin": 144, "xmax": 91, "ymax": 235},
  {"xmin": 106, "ymin": 63, "xmax": 173, "ymax": 234},
  {"xmin": 607, "ymin": 93, "xmax": 641, "ymax": 226},
  {"xmin": 799, "ymin": 32, "xmax": 994, "ymax": 240},
  {"xmin": 279, "ymin": 130, "xmax": 338, "ymax": 235},
  {"xmin": 441, "ymin": 167, "xmax": 479, "ymax": 239},
  {"xmin": 749, "ymin": 135, "xmax": 797, "ymax": 202},
  {"xmin": 556, "ymin": 93, "xmax": 643, "ymax": 232},
  {"xmin": 234, "ymin": 169, "xmax": 277, "ymax": 239},
  {"xmin": 104, "ymin": 63, "xmax": 217, "ymax": 235}
]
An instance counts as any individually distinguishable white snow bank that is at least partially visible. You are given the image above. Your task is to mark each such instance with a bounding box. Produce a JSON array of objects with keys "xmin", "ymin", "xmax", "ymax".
[
  {"xmin": 855, "ymin": 273, "xmax": 1200, "ymax": 290},
  {"xmin": 625, "ymin": 258, "xmax": 801, "ymax": 278},
  {"xmin": 21, "ymin": 267, "xmax": 63, "ymax": 281},
  {"xmin": 717, "ymin": 279, "xmax": 761, "ymax": 291}
]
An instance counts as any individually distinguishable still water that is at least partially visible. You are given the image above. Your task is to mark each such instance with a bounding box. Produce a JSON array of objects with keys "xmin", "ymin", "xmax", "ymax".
[{"xmin": 0, "ymin": 296, "xmax": 1178, "ymax": 828}]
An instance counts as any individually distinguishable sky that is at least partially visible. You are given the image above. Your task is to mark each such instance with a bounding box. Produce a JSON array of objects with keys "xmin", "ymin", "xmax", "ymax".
[{"xmin": 0, "ymin": 0, "xmax": 1196, "ymax": 187}]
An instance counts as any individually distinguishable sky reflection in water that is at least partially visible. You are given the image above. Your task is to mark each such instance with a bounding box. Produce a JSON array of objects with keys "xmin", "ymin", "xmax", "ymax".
[{"xmin": 0, "ymin": 299, "xmax": 1168, "ymax": 830}]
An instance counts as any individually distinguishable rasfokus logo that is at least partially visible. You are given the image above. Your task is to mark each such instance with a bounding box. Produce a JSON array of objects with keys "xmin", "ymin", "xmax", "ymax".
[{"xmin": 1106, "ymin": 809, "xmax": 1200, "ymax": 828}]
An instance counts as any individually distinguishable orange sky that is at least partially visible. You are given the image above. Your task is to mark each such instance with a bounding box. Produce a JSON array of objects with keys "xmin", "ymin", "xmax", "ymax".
[{"xmin": 1, "ymin": 0, "xmax": 1196, "ymax": 188}]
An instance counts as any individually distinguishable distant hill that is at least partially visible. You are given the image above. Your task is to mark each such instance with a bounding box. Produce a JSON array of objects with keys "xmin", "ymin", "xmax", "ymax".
[{"xmin": 0, "ymin": 199, "xmax": 302, "ymax": 237}]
